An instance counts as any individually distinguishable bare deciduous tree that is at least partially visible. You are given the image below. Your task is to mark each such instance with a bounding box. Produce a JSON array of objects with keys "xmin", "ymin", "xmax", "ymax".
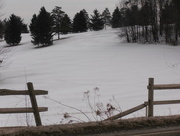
[
  {"xmin": 0, "ymin": 0, "xmax": 9, "ymax": 69},
  {"xmin": 119, "ymin": 0, "xmax": 179, "ymax": 45}
]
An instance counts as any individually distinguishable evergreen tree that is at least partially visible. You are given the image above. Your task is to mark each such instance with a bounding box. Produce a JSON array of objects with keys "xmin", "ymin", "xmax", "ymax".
[
  {"xmin": 52, "ymin": 6, "xmax": 65, "ymax": 39},
  {"xmin": 30, "ymin": 7, "xmax": 54, "ymax": 46},
  {"xmin": 72, "ymin": 13, "xmax": 80, "ymax": 33},
  {"xmin": 29, "ymin": 14, "xmax": 38, "ymax": 44},
  {"xmin": 82, "ymin": 9, "xmax": 90, "ymax": 29},
  {"xmin": 60, "ymin": 14, "xmax": 72, "ymax": 34},
  {"xmin": 111, "ymin": 7, "xmax": 121, "ymax": 28},
  {"xmin": 72, "ymin": 13, "xmax": 79, "ymax": 32},
  {"xmin": 21, "ymin": 23, "xmax": 29, "ymax": 33},
  {"xmin": 4, "ymin": 14, "xmax": 22, "ymax": 46},
  {"xmin": 72, "ymin": 10, "xmax": 88, "ymax": 32},
  {"xmin": 90, "ymin": 9, "xmax": 104, "ymax": 31},
  {"xmin": 102, "ymin": 8, "xmax": 111, "ymax": 29},
  {"xmin": 79, "ymin": 10, "xmax": 88, "ymax": 31}
]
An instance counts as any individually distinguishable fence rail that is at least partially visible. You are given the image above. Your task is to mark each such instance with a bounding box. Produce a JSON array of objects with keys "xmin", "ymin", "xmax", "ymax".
[
  {"xmin": 0, "ymin": 89, "xmax": 48, "ymax": 95},
  {"xmin": 105, "ymin": 78, "xmax": 180, "ymax": 121},
  {"xmin": 1, "ymin": 78, "xmax": 179, "ymax": 124},
  {"xmin": 147, "ymin": 78, "xmax": 180, "ymax": 117},
  {"xmin": 0, "ymin": 107, "xmax": 48, "ymax": 114},
  {"xmin": 0, "ymin": 82, "xmax": 48, "ymax": 126},
  {"xmin": 149, "ymin": 84, "xmax": 180, "ymax": 90},
  {"xmin": 105, "ymin": 103, "xmax": 147, "ymax": 121}
]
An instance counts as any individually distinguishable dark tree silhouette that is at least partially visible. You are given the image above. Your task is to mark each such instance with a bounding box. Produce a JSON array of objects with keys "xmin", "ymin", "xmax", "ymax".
[
  {"xmin": 30, "ymin": 7, "xmax": 54, "ymax": 46},
  {"xmin": 90, "ymin": 9, "xmax": 104, "ymax": 31},
  {"xmin": 52, "ymin": 6, "xmax": 65, "ymax": 39},
  {"xmin": 73, "ymin": 10, "xmax": 88, "ymax": 32},
  {"xmin": 102, "ymin": 8, "xmax": 111, "ymax": 29},
  {"xmin": 21, "ymin": 23, "xmax": 29, "ymax": 33},
  {"xmin": 60, "ymin": 14, "xmax": 72, "ymax": 34},
  {"xmin": 111, "ymin": 7, "xmax": 121, "ymax": 28},
  {"xmin": 5, "ymin": 14, "xmax": 22, "ymax": 46}
]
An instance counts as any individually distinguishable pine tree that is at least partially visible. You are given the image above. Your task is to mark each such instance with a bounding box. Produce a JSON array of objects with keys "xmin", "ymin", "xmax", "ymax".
[
  {"xmin": 102, "ymin": 8, "xmax": 111, "ymax": 29},
  {"xmin": 72, "ymin": 10, "xmax": 88, "ymax": 32},
  {"xmin": 90, "ymin": 9, "xmax": 104, "ymax": 31},
  {"xmin": 4, "ymin": 14, "xmax": 22, "ymax": 46},
  {"xmin": 82, "ymin": 9, "xmax": 90, "ymax": 29},
  {"xmin": 60, "ymin": 14, "xmax": 72, "ymax": 34},
  {"xmin": 29, "ymin": 14, "xmax": 38, "ymax": 45},
  {"xmin": 30, "ymin": 7, "xmax": 54, "ymax": 46},
  {"xmin": 111, "ymin": 7, "xmax": 121, "ymax": 28},
  {"xmin": 52, "ymin": 6, "xmax": 65, "ymax": 39},
  {"xmin": 79, "ymin": 10, "xmax": 88, "ymax": 32},
  {"xmin": 21, "ymin": 23, "xmax": 29, "ymax": 33},
  {"xmin": 72, "ymin": 13, "xmax": 80, "ymax": 33}
]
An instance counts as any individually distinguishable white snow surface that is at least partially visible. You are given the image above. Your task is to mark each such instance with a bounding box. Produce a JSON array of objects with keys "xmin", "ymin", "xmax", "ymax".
[{"xmin": 0, "ymin": 28, "xmax": 180, "ymax": 126}]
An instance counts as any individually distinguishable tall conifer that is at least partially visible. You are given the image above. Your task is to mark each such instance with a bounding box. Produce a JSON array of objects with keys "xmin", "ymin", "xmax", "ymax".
[
  {"xmin": 5, "ymin": 14, "xmax": 22, "ymax": 46},
  {"xmin": 111, "ymin": 7, "xmax": 121, "ymax": 28},
  {"xmin": 90, "ymin": 9, "xmax": 104, "ymax": 31},
  {"xmin": 30, "ymin": 7, "xmax": 54, "ymax": 46},
  {"xmin": 52, "ymin": 6, "xmax": 65, "ymax": 39}
]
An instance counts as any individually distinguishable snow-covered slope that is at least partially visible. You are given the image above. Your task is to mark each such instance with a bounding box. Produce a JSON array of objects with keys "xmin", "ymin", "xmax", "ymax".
[{"xmin": 0, "ymin": 28, "xmax": 180, "ymax": 126}]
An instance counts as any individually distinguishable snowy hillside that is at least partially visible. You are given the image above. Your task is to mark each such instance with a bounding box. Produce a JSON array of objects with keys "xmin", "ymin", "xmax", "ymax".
[{"xmin": 0, "ymin": 28, "xmax": 180, "ymax": 126}]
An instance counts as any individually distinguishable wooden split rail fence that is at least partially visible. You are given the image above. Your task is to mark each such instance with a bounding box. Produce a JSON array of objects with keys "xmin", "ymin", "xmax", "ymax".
[
  {"xmin": 0, "ymin": 82, "xmax": 48, "ymax": 126},
  {"xmin": 0, "ymin": 78, "xmax": 179, "ymax": 124},
  {"xmin": 105, "ymin": 78, "xmax": 180, "ymax": 121}
]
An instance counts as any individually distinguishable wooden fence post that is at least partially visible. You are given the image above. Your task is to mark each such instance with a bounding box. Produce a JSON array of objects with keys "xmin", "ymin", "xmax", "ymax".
[
  {"xmin": 148, "ymin": 78, "xmax": 154, "ymax": 117},
  {"xmin": 27, "ymin": 82, "xmax": 42, "ymax": 126}
]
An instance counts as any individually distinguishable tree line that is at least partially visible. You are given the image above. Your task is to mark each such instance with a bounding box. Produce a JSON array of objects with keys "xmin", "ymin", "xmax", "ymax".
[
  {"xmin": 114, "ymin": 0, "xmax": 180, "ymax": 45},
  {"xmin": 0, "ymin": 6, "xmax": 123, "ymax": 47},
  {"xmin": 1, "ymin": 1, "xmax": 179, "ymax": 46}
]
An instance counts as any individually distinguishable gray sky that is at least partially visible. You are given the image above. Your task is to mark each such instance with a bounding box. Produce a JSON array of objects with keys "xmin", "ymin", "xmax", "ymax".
[{"xmin": 2, "ymin": 0, "xmax": 119, "ymax": 24}]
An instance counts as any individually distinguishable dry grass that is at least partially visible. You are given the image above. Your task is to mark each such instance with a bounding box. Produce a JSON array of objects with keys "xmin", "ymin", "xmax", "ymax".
[{"xmin": 1, "ymin": 115, "xmax": 180, "ymax": 136}]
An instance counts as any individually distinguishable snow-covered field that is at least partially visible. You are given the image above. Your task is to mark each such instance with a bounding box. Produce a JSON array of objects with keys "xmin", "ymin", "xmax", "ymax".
[{"xmin": 0, "ymin": 28, "xmax": 180, "ymax": 126}]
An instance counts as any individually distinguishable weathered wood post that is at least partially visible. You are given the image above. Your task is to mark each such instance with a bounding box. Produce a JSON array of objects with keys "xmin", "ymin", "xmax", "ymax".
[
  {"xmin": 27, "ymin": 82, "xmax": 42, "ymax": 126},
  {"xmin": 145, "ymin": 106, "xmax": 148, "ymax": 117},
  {"xmin": 148, "ymin": 78, "xmax": 154, "ymax": 117}
]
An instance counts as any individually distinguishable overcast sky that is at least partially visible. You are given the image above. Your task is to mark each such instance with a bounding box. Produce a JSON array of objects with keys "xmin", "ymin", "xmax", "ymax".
[{"xmin": 2, "ymin": 0, "xmax": 119, "ymax": 24}]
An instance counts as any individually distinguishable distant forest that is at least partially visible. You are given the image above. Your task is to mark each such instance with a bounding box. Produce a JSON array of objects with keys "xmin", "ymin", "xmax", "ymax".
[
  {"xmin": 117, "ymin": 0, "xmax": 180, "ymax": 45},
  {"xmin": 0, "ymin": 0, "xmax": 179, "ymax": 46},
  {"xmin": 0, "ymin": 6, "xmax": 112, "ymax": 46}
]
